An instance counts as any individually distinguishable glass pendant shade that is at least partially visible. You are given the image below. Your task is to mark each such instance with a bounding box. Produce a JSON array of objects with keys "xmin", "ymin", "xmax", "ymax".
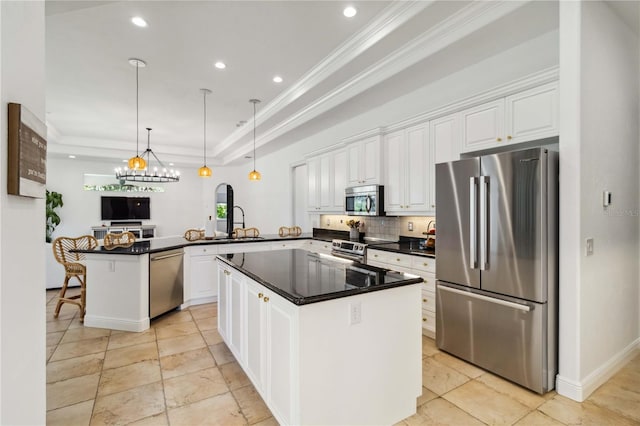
[
  {"xmin": 248, "ymin": 169, "xmax": 261, "ymax": 181},
  {"xmin": 128, "ymin": 155, "xmax": 146, "ymax": 170},
  {"xmin": 198, "ymin": 165, "xmax": 212, "ymax": 177}
]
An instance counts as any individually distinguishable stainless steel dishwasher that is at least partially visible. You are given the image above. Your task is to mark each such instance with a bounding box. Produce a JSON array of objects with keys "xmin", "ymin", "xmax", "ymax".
[{"xmin": 149, "ymin": 248, "xmax": 184, "ymax": 318}]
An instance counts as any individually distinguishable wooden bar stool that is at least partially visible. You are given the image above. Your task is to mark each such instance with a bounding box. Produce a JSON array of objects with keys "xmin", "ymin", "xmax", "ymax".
[{"xmin": 52, "ymin": 235, "xmax": 98, "ymax": 322}]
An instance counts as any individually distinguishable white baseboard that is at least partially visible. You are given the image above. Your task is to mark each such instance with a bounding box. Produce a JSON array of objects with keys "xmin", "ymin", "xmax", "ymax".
[
  {"xmin": 181, "ymin": 296, "xmax": 218, "ymax": 310},
  {"xmin": 84, "ymin": 315, "xmax": 150, "ymax": 332},
  {"xmin": 556, "ymin": 337, "xmax": 640, "ymax": 401}
]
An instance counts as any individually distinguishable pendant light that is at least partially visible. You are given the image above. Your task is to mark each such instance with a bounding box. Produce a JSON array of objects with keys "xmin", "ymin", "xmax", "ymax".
[
  {"xmin": 198, "ymin": 88, "xmax": 212, "ymax": 177},
  {"xmin": 127, "ymin": 58, "xmax": 147, "ymax": 170},
  {"xmin": 115, "ymin": 58, "xmax": 179, "ymax": 183},
  {"xmin": 248, "ymin": 98, "xmax": 262, "ymax": 181}
]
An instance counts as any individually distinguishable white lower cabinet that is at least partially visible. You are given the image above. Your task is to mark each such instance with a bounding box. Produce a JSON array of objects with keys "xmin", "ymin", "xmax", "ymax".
[
  {"xmin": 367, "ymin": 249, "xmax": 436, "ymax": 337},
  {"xmin": 184, "ymin": 245, "xmax": 219, "ymax": 305},
  {"xmin": 217, "ymin": 259, "xmax": 421, "ymax": 425}
]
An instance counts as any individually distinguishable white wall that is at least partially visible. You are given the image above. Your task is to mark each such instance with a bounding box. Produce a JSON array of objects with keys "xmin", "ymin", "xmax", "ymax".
[
  {"xmin": 46, "ymin": 157, "xmax": 229, "ymax": 239},
  {"xmin": 0, "ymin": 2, "xmax": 47, "ymax": 424},
  {"xmin": 229, "ymin": 30, "xmax": 559, "ymax": 234},
  {"xmin": 557, "ymin": 0, "xmax": 640, "ymax": 401}
]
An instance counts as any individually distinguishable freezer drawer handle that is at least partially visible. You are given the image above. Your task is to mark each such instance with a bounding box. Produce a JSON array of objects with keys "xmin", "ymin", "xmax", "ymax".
[
  {"xmin": 469, "ymin": 177, "xmax": 477, "ymax": 269},
  {"xmin": 438, "ymin": 285, "xmax": 531, "ymax": 312},
  {"xmin": 150, "ymin": 252, "xmax": 184, "ymax": 261}
]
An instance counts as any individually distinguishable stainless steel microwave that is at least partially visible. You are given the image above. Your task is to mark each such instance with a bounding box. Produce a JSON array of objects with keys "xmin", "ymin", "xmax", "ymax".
[{"xmin": 345, "ymin": 185, "xmax": 385, "ymax": 216}]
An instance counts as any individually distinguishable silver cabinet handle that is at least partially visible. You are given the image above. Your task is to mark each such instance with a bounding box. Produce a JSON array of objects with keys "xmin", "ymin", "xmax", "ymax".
[
  {"xmin": 479, "ymin": 175, "xmax": 489, "ymax": 271},
  {"xmin": 439, "ymin": 285, "xmax": 531, "ymax": 312},
  {"xmin": 469, "ymin": 177, "xmax": 477, "ymax": 269}
]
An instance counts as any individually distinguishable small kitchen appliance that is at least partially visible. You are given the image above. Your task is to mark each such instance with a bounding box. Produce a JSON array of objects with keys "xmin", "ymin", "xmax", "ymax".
[{"xmin": 345, "ymin": 185, "xmax": 385, "ymax": 216}]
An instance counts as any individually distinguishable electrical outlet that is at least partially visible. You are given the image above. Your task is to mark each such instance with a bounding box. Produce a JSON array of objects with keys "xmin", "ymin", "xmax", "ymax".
[
  {"xmin": 326, "ymin": 218, "xmax": 331, "ymax": 226},
  {"xmin": 586, "ymin": 238, "xmax": 594, "ymax": 256},
  {"xmin": 408, "ymin": 221, "xmax": 413, "ymax": 231},
  {"xmin": 349, "ymin": 302, "xmax": 361, "ymax": 325}
]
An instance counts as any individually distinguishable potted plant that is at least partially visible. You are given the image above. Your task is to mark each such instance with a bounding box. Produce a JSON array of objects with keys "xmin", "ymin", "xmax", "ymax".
[
  {"xmin": 46, "ymin": 190, "xmax": 63, "ymax": 243},
  {"xmin": 346, "ymin": 219, "xmax": 361, "ymax": 240}
]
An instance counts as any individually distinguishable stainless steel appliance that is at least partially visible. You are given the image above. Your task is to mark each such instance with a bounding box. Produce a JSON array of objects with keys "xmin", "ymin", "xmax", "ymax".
[
  {"xmin": 149, "ymin": 248, "xmax": 184, "ymax": 318},
  {"xmin": 435, "ymin": 147, "xmax": 558, "ymax": 394},
  {"xmin": 331, "ymin": 239, "xmax": 367, "ymax": 262},
  {"xmin": 345, "ymin": 185, "xmax": 385, "ymax": 216}
]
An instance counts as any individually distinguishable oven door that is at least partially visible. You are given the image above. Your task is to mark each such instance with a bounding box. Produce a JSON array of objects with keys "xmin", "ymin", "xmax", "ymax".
[{"xmin": 346, "ymin": 194, "xmax": 376, "ymax": 216}]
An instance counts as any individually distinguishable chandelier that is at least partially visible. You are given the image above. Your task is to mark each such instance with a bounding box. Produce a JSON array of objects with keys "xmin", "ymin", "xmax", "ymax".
[
  {"xmin": 116, "ymin": 128, "xmax": 180, "ymax": 182},
  {"xmin": 115, "ymin": 58, "xmax": 179, "ymax": 183}
]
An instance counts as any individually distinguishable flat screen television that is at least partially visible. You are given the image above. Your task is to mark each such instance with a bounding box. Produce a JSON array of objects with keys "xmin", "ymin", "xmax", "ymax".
[{"xmin": 101, "ymin": 196, "xmax": 150, "ymax": 220}]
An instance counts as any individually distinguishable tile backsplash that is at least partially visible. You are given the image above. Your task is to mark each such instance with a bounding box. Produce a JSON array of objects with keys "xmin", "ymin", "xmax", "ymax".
[{"xmin": 319, "ymin": 214, "xmax": 435, "ymax": 241}]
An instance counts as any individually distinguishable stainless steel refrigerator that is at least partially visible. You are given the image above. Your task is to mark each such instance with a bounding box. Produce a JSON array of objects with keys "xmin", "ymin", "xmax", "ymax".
[{"xmin": 435, "ymin": 147, "xmax": 558, "ymax": 394}]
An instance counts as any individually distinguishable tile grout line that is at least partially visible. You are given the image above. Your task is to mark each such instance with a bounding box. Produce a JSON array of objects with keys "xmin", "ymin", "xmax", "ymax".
[{"xmin": 87, "ymin": 328, "xmax": 112, "ymax": 425}]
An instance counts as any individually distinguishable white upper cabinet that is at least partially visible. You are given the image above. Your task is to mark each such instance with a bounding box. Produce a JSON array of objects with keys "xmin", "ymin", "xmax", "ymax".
[
  {"xmin": 307, "ymin": 149, "xmax": 346, "ymax": 213},
  {"xmin": 429, "ymin": 113, "xmax": 461, "ymax": 211},
  {"xmin": 461, "ymin": 99, "xmax": 505, "ymax": 152},
  {"xmin": 346, "ymin": 135, "xmax": 382, "ymax": 186},
  {"xmin": 384, "ymin": 123, "xmax": 430, "ymax": 215},
  {"xmin": 505, "ymin": 82, "xmax": 558, "ymax": 144},
  {"xmin": 461, "ymin": 82, "xmax": 558, "ymax": 153}
]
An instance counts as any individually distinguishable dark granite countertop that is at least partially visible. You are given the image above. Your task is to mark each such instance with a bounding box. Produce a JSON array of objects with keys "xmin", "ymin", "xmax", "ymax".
[
  {"xmin": 367, "ymin": 242, "xmax": 435, "ymax": 258},
  {"xmin": 217, "ymin": 249, "xmax": 423, "ymax": 305},
  {"xmin": 76, "ymin": 233, "xmax": 315, "ymax": 255}
]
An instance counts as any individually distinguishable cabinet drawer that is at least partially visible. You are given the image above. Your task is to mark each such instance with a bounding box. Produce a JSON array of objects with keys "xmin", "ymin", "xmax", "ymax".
[
  {"xmin": 410, "ymin": 256, "xmax": 435, "ymax": 274},
  {"xmin": 422, "ymin": 309, "xmax": 435, "ymax": 331},
  {"xmin": 421, "ymin": 289, "xmax": 435, "ymax": 312},
  {"xmin": 271, "ymin": 240, "xmax": 306, "ymax": 250},
  {"xmin": 306, "ymin": 240, "xmax": 332, "ymax": 254},
  {"xmin": 188, "ymin": 245, "xmax": 219, "ymax": 256},
  {"xmin": 419, "ymin": 272, "xmax": 436, "ymax": 292},
  {"xmin": 368, "ymin": 250, "xmax": 412, "ymax": 269}
]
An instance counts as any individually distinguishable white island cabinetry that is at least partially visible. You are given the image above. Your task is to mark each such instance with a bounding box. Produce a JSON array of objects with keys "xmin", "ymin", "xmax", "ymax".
[{"xmin": 217, "ymin": 258, "xmax": 421, "ymax": 425}]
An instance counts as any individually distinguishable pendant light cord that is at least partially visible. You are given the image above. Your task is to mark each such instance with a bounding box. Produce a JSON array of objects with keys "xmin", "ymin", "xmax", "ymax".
[
  {"xmin": 136, "ymin": 61, "xmax": 140, "ymax": 157},
  {"xmin": 203, "ymin": 91, "xmax": 207, "ymax": 166},
  {"xmin": 253, "ymin": 101, "xmax": 256, "ymax": 170}
]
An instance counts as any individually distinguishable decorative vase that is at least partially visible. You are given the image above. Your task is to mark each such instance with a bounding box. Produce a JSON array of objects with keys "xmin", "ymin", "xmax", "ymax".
[{"xmin": 349, "ymin": 228, "xmax": 360, "ymax": 240}]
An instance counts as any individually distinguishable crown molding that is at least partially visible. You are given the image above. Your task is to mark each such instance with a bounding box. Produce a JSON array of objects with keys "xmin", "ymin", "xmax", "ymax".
[
  {"xmin": 341, "ymin": 127, "xmax": 384, "ymax": 145},
  {"xmin": 220, "ymin": 0, "xmax": 532, "ymax": 164},
  {"xmin": 212, "ymin": 0, "xmax": 432, "ymax": 158}
]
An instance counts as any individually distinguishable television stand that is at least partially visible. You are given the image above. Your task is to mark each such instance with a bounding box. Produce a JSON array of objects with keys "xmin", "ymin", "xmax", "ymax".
[
  {"xmin": 110, "ymin": 221, "xmax": 143, "ymax": 227},
  {"xmin": 91, "ymin": 224, "xmax": 156, "ymax": 240}
]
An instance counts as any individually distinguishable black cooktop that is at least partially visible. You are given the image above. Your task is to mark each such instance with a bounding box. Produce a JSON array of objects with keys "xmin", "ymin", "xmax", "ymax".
[{"xmin": 217, "ymin": 249, "xmax": 422, "ymax": 305}]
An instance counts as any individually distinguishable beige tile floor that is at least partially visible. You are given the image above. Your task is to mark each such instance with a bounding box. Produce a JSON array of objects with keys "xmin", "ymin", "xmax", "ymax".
[{"xmin": 46, "ymin": 289, "xmax": 640, "ymax": 425}]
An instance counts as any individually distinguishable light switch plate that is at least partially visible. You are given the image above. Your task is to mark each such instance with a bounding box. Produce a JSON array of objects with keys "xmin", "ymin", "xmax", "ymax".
[
  {"xmin": 408, "ymin": 222, "xmax": 413, "ymax": 231},
  {"xmin": 586, "ymin": 238, "xmax": 594, "ymax": 256}
]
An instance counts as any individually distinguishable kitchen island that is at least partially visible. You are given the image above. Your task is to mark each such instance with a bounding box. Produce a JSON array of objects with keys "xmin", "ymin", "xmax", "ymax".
[
  {"xmin": 217, "ymin": 249, "xmax": 423, "ymax": 425},
  {"xmin": 77, "ymin": 235, "xmax": 313, "ymax": 332}
]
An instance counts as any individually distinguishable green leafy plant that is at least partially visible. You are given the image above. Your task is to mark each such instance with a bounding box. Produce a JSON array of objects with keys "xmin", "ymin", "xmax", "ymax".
[
  {"xmin": 46, "ymin": 190, "xmax": 64, "ymax": 243},
  {"xmin": 216, "ymin": 203, "xmax": 227, "ymax": 219}
]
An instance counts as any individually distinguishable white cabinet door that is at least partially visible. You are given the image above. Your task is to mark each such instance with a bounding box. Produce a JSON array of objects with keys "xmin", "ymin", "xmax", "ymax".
[
  {"xmin": 346, "ymin": 136, "xmax": 381, "ymax": 186},
  {"xmin": 383, "ymin": 130, "xmax": 404, "ymax": 212},
  {"xmin": 505, "ymin": 82, "xmax": 558, "ymax": 143},
  {"xmin": 217, "ymin": 263, "xmax": 231, "ymax": 341},
  {"xmin": 318, "ymin": 155, "xmax": 331, "ymax": 210},
  {"xmin": 461, "ymin": 99, "xmax": 504, "ymax": 152},
  {"xmin": 405, "ymin": 124, "xmax": 429, "ymax": 212},
  {"xmin": 306, "ymin": 157, "xmax": 320, "ymax": 212},
  {"xmin": 429, "ymin": 113, "xmax": 460, "ymax": 210},
  {"xmin": 228, "ymin": 271, "xmax": 244, "ymax": 360},
  {"xmin": 265, "ymin": 291, "xmax": 296, "ymax": 424},
  {"xmin": 333, "ymin": 150, "xmax": 347, "ymax": 210},
  {"xmin": 190, "ymin": 254, "xmax": 218, "ymax": 300},
  {"xmin": 383, "ymin": 125, "xmax": 429, "ymax": 214},
  {"xmin": 245, "ymin": 279, "xmax": 267, "ymax": 392}
]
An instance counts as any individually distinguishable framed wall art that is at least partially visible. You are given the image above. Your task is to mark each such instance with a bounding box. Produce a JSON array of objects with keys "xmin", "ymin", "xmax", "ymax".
[{"xmin": 8, "ymin": 102, "xmax": 47, "ymax": 198}]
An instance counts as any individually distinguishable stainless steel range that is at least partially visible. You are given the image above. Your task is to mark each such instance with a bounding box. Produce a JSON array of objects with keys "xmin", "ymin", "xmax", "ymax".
[{"xmin": 331, "ymin": 239, "xmax": 367, "ymax": 263}]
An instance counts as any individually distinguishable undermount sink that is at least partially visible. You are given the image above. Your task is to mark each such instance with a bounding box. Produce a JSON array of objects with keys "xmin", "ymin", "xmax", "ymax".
[{"xmin": 232, "ymin": 236, "xmax": 265, "ymax": 241}]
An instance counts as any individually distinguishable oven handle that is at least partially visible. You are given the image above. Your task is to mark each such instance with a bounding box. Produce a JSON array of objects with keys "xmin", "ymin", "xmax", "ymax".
[{"xmin": 331, "ymin": 251, "xmax": 364, "ymax": 262}]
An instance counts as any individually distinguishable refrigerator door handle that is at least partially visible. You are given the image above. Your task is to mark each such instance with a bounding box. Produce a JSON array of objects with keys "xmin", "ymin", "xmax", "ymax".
[
  {"xmin": 469, "ymin": 177, "xmax": 477, "ymax": 269},
  {"xmin": 479, "ymin": 175, "xmax": 489, "ymax": 270},
  {"xmin": 438, "ymin": 284, "xmax": 532, "ymax": 312}
]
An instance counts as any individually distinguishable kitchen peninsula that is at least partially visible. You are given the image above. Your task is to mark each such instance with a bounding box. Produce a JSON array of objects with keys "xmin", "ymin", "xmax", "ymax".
[{"xmin": 217, "ymin": 249, "xmax": 423, "ymax": 425}]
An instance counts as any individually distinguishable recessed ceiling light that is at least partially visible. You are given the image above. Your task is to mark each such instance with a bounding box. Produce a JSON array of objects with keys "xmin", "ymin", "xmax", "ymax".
[
  {"xmin": 131, "ymin": 16, "xmax": 147, "ymax": 27},
  {"xmin": 214, "ymin": 61, "xmax": 226, "ymax": 69},
  {"xmin": 122, "ymin": 159, "xmax": 128, "ymax": 163},
  {"xmin": 169, "ymin": 163, "xmax": 174, "ymax": 166},
  {"xmin": 343, "ymin": 6, "xmax": 357, "ymax": 18},
  {"xmin": 68, "ymin": 155, "xmax": 76, "ymax": 159},
  {"xmin": 273, "ymin": 76, "xmax": 283, "ymax": 83}
]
